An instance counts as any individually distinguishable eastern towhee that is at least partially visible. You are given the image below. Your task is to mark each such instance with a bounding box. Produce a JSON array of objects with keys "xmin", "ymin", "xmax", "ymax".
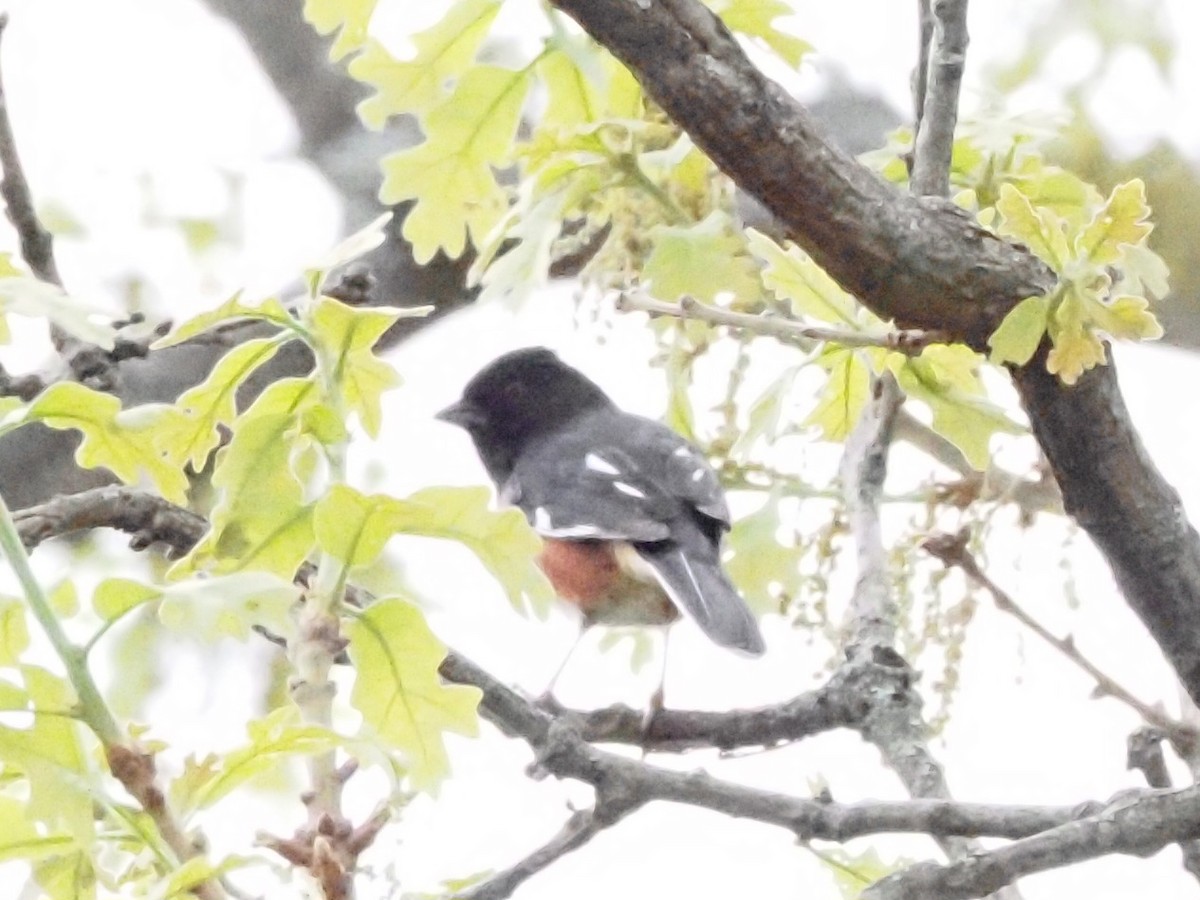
[{"xmin": 437, "ymin": 347, "xmax": 765, "ymax": 657}]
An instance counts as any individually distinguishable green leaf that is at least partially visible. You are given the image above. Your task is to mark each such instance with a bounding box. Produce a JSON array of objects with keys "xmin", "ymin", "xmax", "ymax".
[
  {"xmin": 153, "ymin": 293, "xmax": 298, "ymax": 350},
  {"xmin": 995, "ymin": 183, "xmax": 1070, "ymax": 269},
  {"xmin": 715, "ymin": 0, "xmax": 811, "ymax": 67},
  {"xmin": 310, "ymin": 296, "xmax": 408, "ymax": 437},
  {"xmin": 172, "ymin": 707, "xmax": 336, "ymax": 813},
  {"xmin": 306, "ymin": 211, "xmax": 394, "ymax": 283},
  {"xmin": 725, "ymin": 493, "xmax": 799, "ymax": 613},
  {"xmin": 988, "ymin": 294, "xmax": 1050, "ymax": 366},
  {"xmin": 644, "ymin": 212, "xmax": 761, "ymax": 303},
  {"xmin": 27, "ymin": 383, "xmax": 189, "ymax": 505},
  {"xmin": 32, "ymin": 851, "xmax": 96, "ymax": 900},
  {"xmin": 0, "ymin": 666, "xmax": 94, "ymax": 842},
  {"xmin": 347, "ymin": 598, "xmax": 481, "ymax": 789},
  {"xmin": 381, "ymin": 64, "xmax": 532, "ymax": 263},
  {"xmin": 1078, "ymin": 178, "xmax": 1152, "ymax": 264},
  {"xmin": 0, "ymin": 794, "xmax": 74, "ymax": 863},
  {"xmin": 349, "ymin": 0, "xmax": 503, "ymax": 125},
  {"xmin": 1084, "ymin": 292, "xmax": 1164, "ymax": 342},
  {"xmin": 158, "ymin": 573, "xmax": 299, "ymax": 641},
  {"xmin": 894, "ymin": 348, "xmax": 1024, "ymax": 469},
  {"xmin": 303, "ymin": 0, "xmax": 377, "ymax": 60},
  {"xmin": 92, "ymin": 578, "xmax": 162, "ymax": 622},
  {"xmin": 1046, "ymin": 284, "xmax": 1108, "ymax": 386},
  {"xmin": 814, "ymin": 845, "xmax": 906, "ymax": 899},
  {"xmin": 313, "ymin": 484, "xmax": 398, "ymax": 569},
  {"xmin": 747, "ymin": 229, "xmax": 858, "ymax": 325},
  {"xmin": 162, "ymin": 337, "xmax": 284, "ymax": 469},
  {"xmin": 0, "ymin": 598, "xmax": 30, "ymax": 667},
  {"xmin": 805, "ymin": 347, "xmax": 870, "ymax": 441},
  {"xmin": 148, "ymin": 855, "xmax": 253, "ymax": 900},
  {"xmin": 383, "ymin": 486, "xmax": 553, "ymax": 614},
  {"xmin": 173, "ymin": 381, "xmax": 317, "ymax": 579},
  {"xmin": 0, "ymin": 277, "xmax": 115, "ymax": 349}
]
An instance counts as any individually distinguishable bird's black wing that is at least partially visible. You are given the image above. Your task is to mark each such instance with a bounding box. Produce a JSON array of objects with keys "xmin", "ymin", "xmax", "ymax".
[{"xmin": 508, "ymin": 410, "xmax": 726, "ymax": 541}]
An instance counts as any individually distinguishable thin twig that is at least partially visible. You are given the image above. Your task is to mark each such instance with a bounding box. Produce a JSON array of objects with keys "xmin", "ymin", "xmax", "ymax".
[
  {"xmin": 616, "ymin": 292, "xmax": 946, "ymax": 355},
  {"xmin": 455, "ymin": 800, "xmax": 635, "ymax": 900},
  {"xmin": 0, "ymin": 14, "xmax": 61, "ymax": 288},
  {"xmin": 910, "ymin": 0, "xmax": 969, "ymax": 198},
  {"xmin": 922, "ymin": 530, "xmax": 1197, "ymax": 754}
]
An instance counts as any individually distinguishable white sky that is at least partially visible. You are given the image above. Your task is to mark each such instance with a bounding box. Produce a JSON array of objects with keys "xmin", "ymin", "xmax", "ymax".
[{"xmin": 3, "ymin": 1, "xmax": 1200, "ymax": 898}]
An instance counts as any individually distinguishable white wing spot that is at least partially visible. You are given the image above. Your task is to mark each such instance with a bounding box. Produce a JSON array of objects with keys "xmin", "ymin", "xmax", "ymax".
[
  {"xmin": 672, "ymin": 445, "xmax": 692, "ymax": 458},
  {"xmin": 585, "ymin": 453, "xmax": 621, "ymax": 475},
  {"xmin": 614, "ymin": 481, "xmax": 647, "ymax": 499},
  {"xmin": 691, "ymin": 469, "xmax": 706, "ymax": 482},
  {"xmin": 677, "ymin": 550, "xmax": 712, "ymax": 616},
  {"xmin": 533, "ymin": 507, "xmax": 553, "ymax": 531}
]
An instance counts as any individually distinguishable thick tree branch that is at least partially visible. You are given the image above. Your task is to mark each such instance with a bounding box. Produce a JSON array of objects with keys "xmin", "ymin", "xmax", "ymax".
[
  {"xmin": 551, "ymin": 0, "xmax": 1049, "ymax": 346},
  {"xmin": 863, "ymin": 785, "xmax": 1200, "ymax": 900},
  {"xmin": 547, "ymin": 0, "xmax": 1200, "ymax": 711}
]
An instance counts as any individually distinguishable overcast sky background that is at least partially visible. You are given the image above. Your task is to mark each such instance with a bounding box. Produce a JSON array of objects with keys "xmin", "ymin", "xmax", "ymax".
[{"xmin": 3, "ymin": 1, "xmax": 1200, "ymax": 898}]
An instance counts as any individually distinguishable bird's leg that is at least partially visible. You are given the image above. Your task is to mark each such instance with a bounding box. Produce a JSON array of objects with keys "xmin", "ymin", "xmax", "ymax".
[
  {"xmin": 639, "ymin": 625, "xmax": 671, "ymax": 747},
  {"xmin": 537, "ymin": 619, "xmax": 588, "ymax": 710}
]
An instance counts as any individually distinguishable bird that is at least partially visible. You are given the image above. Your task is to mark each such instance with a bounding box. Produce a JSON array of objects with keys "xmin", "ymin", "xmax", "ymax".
[{"xmin": 436, "ymin": 347, "xmax": 765, "ymax": 681}]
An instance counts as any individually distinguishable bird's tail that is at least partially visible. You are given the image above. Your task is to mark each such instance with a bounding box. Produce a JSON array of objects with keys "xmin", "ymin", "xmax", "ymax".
[{"xmin": 636, "ymin": 531, "xmax": 765, "ymax": 656}]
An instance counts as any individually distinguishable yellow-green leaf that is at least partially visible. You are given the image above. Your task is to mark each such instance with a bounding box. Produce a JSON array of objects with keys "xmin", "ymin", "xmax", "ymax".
[
  {"xmin": 153, "ymin": 293, "xmax": 298, "ymax": 350},
  {"xmin": 0, "ymin": 666, "xmax": 93, "ymax": 842},
  {"xmin": 387, "ymin": 487, "xmax": 552, "ymax": 614},
  {"xmin": 381, "ymin": 65, "xmax": 531, "ymax": 262},
  {"xmin": 172, "ymin": 707, "xmax": 336, "ymax": 813},
  {"xmin": 347, "ymin": 598, "xmax": 480, "ymax": 789},
  {"xmin": 995, "ymin": 183, "xmax": 1069, "ymax": 269},
  {"xmin": 1078, "ymin": 179, "xmax": 1152, "ymax": 264},
  {"xmin": 1085, "ymin": 292, "xmax": 1164, "ymax": 342},
  {"xmin": 0, "ymin": 599, "xmax": 29, "ymax": 667},
  {"xmin": 303, "ymin": 0, "xmax": 377, "ymax": 60},
  {"xmin": 645, "ymin": 212, "xmax": 761, "ymax": 304},
  {"xmin": 715, "ymin": 0, "xmax": 811, "ymax": 67},
  {"xmin": 805, "ymin": 347, "xmax": 870, "ymax": 441},
  {"xmin": 0, "ymin": 277, "xmax": 115, "ymax": 349},
  {"xmin": 92, "ymin": 578, "xmax": 162, "ymax": 622},
  {"xmin": 158, "ymin": 573, "xmax": 299, "ymax": 641},
  {"xmin": 747, "ymin": 229, "xmax": 858, "ymax": 325},
  {"xmin": 311, "ymin": 296, "xmax": 407, "ymax": 437},
  {"xmin": 173, "ymin": 381, "xmax": 317, "ymax": 579},
  {"xmin": 0, "ymin": 794, "xmax": 75, "ymax": 863},
  {"xmin": 349, "ymin": 0, "xmax": 502, "ymax": 125},
  {"xmin": 1046, "ymin": 285, "xmax": 1108, "ymax": 385},
  {"xmin": 32, "ymin": 852, "xmax": 96, "ymax": 900},
  {"xmin": 164, "ymin": 337, "xmax": 284, "ymax": 469},
  {"xmin": 988, "ymin": 295, "xmax": 1049, "ymax": 366},
  {"xmin": 311, "ymin": 484, "xmax": 408, "ymax": 572},
  {"xmin": 28, "ymin": 383, "xmax": 189, "ymax": 504}
]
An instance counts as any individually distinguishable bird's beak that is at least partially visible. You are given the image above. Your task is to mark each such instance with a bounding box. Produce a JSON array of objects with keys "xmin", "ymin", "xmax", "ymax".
[{"xmin": 435, "ymin": 399, "xmax": 481, "ymax": 429}]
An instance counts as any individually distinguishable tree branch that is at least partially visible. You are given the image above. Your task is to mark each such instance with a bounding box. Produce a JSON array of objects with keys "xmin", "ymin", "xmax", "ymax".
[
  {"xmin": 617, "ymin": 292, "xmax": 945, "ymax": 355},
  {"xmin": 910, "ymin": 0, "xmax": 969, "ymax": 197},
  {"xmin": 455, "ymin": 801, "xmax": 636, "ymax": 900},
  {"xmin": 863, "ymin": 785, "xmax": 1200, "ymax": 900},
  {"xmin": 923, "ymin": 529, "xmax": 1197, "ymax": 753},
  {"xmin": 0, "ymin": 15, "xmax": 60, "ymax": 287}
]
